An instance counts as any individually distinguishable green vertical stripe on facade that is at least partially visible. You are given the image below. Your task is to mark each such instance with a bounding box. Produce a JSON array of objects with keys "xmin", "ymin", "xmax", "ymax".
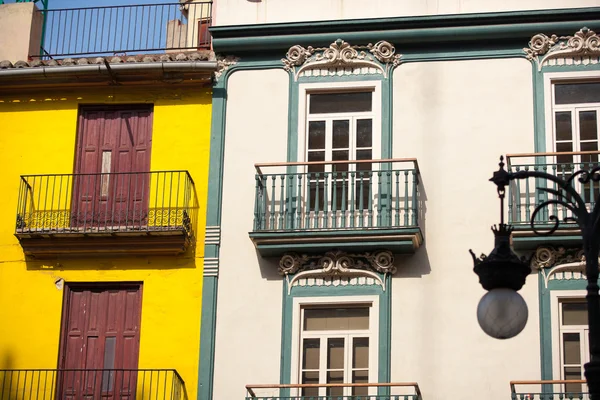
[
  {"xmin": 198, "ymin": 276, "xmax": 218, "ymax": 400},
  {"xmin": 198, "ymin": 59, "xmax": 285, "ymax": 400}
]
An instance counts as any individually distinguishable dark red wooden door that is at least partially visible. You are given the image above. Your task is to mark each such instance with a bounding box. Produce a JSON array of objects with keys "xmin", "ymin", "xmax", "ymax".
[
  {"xmin": 73, "ymin": 106, "xmax": 153, "ymax": 228},
  {"xmin": 59, "ymin": 284, "xmax": 143, "ymax": 400}
]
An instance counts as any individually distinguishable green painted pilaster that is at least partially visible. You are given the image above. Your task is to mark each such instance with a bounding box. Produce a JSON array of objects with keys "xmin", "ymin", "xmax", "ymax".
[{"xmin": 197, "ymin": 59, "xmax": 286, "ymax": 400}]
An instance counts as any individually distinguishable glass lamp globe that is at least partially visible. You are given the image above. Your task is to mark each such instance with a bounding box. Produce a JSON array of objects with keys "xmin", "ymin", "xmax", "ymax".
[{"xmin": 477, "ymin": 288, "xmax": 528, "ymax": 339}]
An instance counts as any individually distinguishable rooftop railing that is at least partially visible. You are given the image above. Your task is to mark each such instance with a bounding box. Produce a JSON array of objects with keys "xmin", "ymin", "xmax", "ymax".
[
  {"xmin": 36, "ymin": 1, "xmax": 212, "ymax": 58},
  {"xmin": 253, "ymin": 159, "xmax": 420, "ymax": 232},
  {"xmin": 507, "ymin": 151, "xmax": 600, "ymax": 227},
  {"xmin": 0, "ymin": 369, "xmax": 186, "ymax": 400},
  {"xmin": 245, "ymin": 382, "xmax": 422, "ymax": 400},
  {"xmin": 16, "ymin": 170, "xmax": 195, "ymax": 237},
  {"xmin": 511, "ymin": 379, "xmax": 589, "ymax": 400}
]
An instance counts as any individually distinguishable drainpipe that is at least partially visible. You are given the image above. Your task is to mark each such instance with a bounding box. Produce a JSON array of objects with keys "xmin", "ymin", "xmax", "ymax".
[{"xmin": 0, "ymin": 61, "xmax": 218, "ymax": 80}]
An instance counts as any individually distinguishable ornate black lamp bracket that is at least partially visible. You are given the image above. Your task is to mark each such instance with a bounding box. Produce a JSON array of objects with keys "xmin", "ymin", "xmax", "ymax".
[{"xmin": 470, "ymin": 156, "xmax": 530, "ymax": 292}]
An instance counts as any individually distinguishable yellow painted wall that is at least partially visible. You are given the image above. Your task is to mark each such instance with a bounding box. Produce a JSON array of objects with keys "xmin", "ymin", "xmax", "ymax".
[{"xmin": 0, "ymin": 86, "xmax": 211, "ymax": 400}]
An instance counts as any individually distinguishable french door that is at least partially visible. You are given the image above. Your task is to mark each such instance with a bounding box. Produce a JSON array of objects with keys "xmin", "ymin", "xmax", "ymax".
[
  {"xmin": 552, "ymin": 82, "xmax": 600, "ymax": 205},
  {"xmin": 305, "ymin": 91, "xmax": 376, "ymax": 227},
  {"xmin": 73, "ymin": 105, "xmax": 153, "ymax": 229},
  {"xmin": 59, "ymin": 284, "xmax": 142, "ymax": 400}
]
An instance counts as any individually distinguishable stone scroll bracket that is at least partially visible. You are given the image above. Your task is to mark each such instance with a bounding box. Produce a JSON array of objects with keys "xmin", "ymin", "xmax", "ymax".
[
  {"xmin": 279, "ymin": 250, "xmax": 396, "ymax": 295},
  {"xmin": 523, "ymin": 27, "xmax": 600, "ymax": 71},
  {"xmin": 281, "ymin": 39, "xmax": 402, "ymax": 80},
  {"xmin": 529, "ymin": 246, "xmax": 598, "ymax": 288}
]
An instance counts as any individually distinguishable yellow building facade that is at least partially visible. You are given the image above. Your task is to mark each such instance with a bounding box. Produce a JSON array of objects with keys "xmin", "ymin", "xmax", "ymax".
[{"xmin": 0, "ymin": 84, "xmax": 213, "ymax": 400}]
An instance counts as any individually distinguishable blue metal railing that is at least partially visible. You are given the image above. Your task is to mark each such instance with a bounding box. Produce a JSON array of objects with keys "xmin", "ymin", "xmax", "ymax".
[{"xmin": 35, "ymin": 1, "xmax": 211, "ymax": 58}]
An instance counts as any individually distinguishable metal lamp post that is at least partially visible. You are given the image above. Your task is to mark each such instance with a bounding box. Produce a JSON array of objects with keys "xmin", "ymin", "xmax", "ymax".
[{"xmin": 471, "ymin": 156, "xmax": 600, "ymax": 398}]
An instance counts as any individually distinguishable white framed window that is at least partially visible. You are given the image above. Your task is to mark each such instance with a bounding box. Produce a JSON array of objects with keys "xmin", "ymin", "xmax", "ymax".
[
  {"xmin": 550, "ymin": 290, "xmax": 590, "ymax": 394},
  {"xmin": 290, "ymin": 296, "xmax": 379, "ymax": 398},
  {"xmin": 544, "ymin": 72, "xmax": 600, "ymax": 205},
  {"xmin": 297, "ymin": 81, "xmax": 382, "ymax": 223},
  {"xmin": 544, "ymin": 72, "xmax": 600, "ymax": 165}
]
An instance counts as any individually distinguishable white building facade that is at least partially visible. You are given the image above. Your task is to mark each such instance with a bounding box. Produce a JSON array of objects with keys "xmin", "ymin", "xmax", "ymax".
[{"xmin": 199, "ymin": 2, "xmax": 600, "ymax": 399}]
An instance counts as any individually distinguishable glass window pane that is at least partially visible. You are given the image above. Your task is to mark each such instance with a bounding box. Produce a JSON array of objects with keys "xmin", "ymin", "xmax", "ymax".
[
  {"xmin": 304, "ymin": 307, "xmax": 369, "ymax": 331},
  {"xmin": 308, "ymin": 151, "xmax": 325, "ymax": 174},
  {"xmin": 562, "ymin": 301, "xmax": 588, "ymax": 325},
  {"xmin": 580, "ymin": 142, "xmax": 599, "ymax": 164},
  {"xmin": 327, "ymin": 338, "xmax": 345, "ymax": 369},
  {"xmin": 352, "ymin": 371, "xmax": 369, "ymax": 396},
  {"xmin": 356, "ymin": 119, "xmax": 373, "ymax": 148},
  {"xmin": 579, "ymin": 111, "xmax": 598, "ymax": 141},
  {"xmin": 333, "ymin": 120, "xmax": 350, "ymax": 149},
  {"xmin": 555, "ymin": 83, "xmax": 600, "ymax": 104},
  {"xmin": 356, "ymin": 149, "xmax": 373, "ymax": 172},
  {"xmin": 301, "ymin": 371, "xmax": 319, "ymax": 397},
  {"xmin": 326, "ymin": 371, "xmax": 344, "ymax": 397},
  {"xmin": 564, "ymin": 367, "xmax": 583, "ymax": 393},
  {"xmin": 352, "ymin": 338, "xmax": 369, "ymax": 369},
  {"xmin": 556, "ymin": 112, "xmax": 573, "ymax": 141},
  {"xmin": 556, "ymin": 142, "xmax": 573, "ymax": 166},
  {"xmin": 309, "ymin": 92, "xmax": 372, "ymax": 114},
  {"xmin": 302, "ymin": 338, "xmax": 320, "ymax": 370},
  {"xmin": 563, "ymin": 333, "xmax": 581, "ymax": 364},
  {"xmin": 308, "ymin": 121, "xmax": 326, "ymax": 150}
]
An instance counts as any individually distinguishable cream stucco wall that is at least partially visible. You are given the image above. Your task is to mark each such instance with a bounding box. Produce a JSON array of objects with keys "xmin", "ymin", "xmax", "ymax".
[
  {"xmin": 0, "ymin": 3, "xmax": 42, "ymax": 62},
  {"xmin": 215, "ymin": 57, "xmax": 540, "ymax": 400},
  {"xmin": 214, "ymin": 0, "xmax": 599, "ymax": 26},
  {"xmin": 213, "ymin": 69, "xmax": 291, "ymax": 400},
  {"xmin": 390, "ymin": 58, "xmax": 539, "ymax": 398}
]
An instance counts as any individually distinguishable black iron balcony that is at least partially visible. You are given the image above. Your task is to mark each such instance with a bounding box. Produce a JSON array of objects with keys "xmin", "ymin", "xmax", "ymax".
[
  {"xmin": 0, "ymin": 369, "xmax": 186, "ymax": 399},
  {"xmin": 15, "ymin": 170, "xmax": 196, "ymax": 257},
  {"xmin": 249, "ymin": 159, "xmax": 423, "ymax": 257},
  {"xmin": 511, "ymin": 379, "xmax": 589, "ymax": 400},
  {"xmin": 36, "ymin": 1, "xmax": 212, "ymax": 58},
  {"xmin": 507, "ymin": 151, "xmax": 600, "ymax": 249}
]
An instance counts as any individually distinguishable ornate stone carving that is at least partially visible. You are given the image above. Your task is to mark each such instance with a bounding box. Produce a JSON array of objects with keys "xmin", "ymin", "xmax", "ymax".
[
  {"xmin": 279, "ymin": 250, "xmax": 395, "ymax": 276},
  {"xmin": 281, "ymin": 39, "xmax": 401, "ymax": 80},
  {"xmin": 529, "ymin": 246, "xmax": 595, "ymax": 287},
  {"xmin": 530, "ymin": 246, "xmax": 584, "ymax": 270},
  {"xmin": 215, "ymin": 55, "xmax": 239, "ymax": 81},
  {"xmin": 523, "ymin": 27, "xmax": 600, "ymax": 70},
  {"xmin": 280, "ymin": 250, "xmax": 396, "ymax": 293}
]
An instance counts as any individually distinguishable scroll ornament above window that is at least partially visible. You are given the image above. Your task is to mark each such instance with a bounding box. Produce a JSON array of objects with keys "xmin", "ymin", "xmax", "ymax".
[
  {"xmin": 529, "ymin": 246, "xmax": 596, "ymax": 287},
  {"xmin": 523, "ymin": 27, "xmax": 600, "ymax": 71},
  {"xmin": 279, "ymin": 250, "xmax": 396, "ymax": 292},
  {"xmin": 282, "ymin": 39, "xmax": 402, "ymax": 80}
]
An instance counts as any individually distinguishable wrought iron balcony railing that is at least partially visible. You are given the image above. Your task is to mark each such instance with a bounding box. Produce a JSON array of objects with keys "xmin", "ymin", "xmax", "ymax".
[
  {"xmin": 511, "ymin": 379, "xmax": 589, "ymax": 400},
  {"xmin": 36, "ymin": 1, "xmax": 212, "ymax": 58},
  {"xmin": 507, "ymin": 151, "xmax": 600, "ymax": 228},
  {"xmin": 16, "ymin": 170, "xmax": 195, "ymax": 237},
  {"xmin": 245, "ymin": 382, "xmax": 422, "ymax": 400},
  {"xmin": 0, "ymin": 369, "xmax": 185, "ymax": 400},
  {"xmin": 253, "ymin": 159, "xmax": 420, "ymax": 232}
]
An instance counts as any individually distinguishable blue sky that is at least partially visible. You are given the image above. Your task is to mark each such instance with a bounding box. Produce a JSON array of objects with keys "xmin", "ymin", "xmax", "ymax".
[{"xmin": 47, "ymin": 0, "xmax": 174, "ymax": 9}]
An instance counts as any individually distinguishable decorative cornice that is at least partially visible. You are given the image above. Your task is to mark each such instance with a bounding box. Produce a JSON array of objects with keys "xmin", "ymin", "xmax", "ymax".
[
  {"xmin": 215, "ymin": 55, "xmax": 239, "ymax": 81},
  {"xmin": 530, "ymin": 246, "xmax": 593, "ymax": 287},
  {"xmin": 282, "ymin": 39, "xmax": 401, "ymax": 80},
  {"xmin": 280, "ymin": 250, "xmax": 395, "ymax": 294},
  {"xmin": 523, "ymin": 27, "xmax": 600, "ymax": 70},
  {"xmin": 530, "ymin": 246, "xmax": 584, "ymax": 270}
]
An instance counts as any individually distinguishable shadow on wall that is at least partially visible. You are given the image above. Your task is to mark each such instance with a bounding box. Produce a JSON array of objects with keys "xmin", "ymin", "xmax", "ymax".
[
  {"xmin": 257, "ymin": 250, "xmax": 283, "ymax": 281},
  {"xmin": 24, "ymin": 253, "xmax": 199, "ymax": 271}
]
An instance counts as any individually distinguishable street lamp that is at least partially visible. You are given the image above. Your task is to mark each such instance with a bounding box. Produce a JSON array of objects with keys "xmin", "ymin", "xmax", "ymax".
[{"xmin": 470, "ymin": 156, "xmax": 600, "ymax": 398}]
